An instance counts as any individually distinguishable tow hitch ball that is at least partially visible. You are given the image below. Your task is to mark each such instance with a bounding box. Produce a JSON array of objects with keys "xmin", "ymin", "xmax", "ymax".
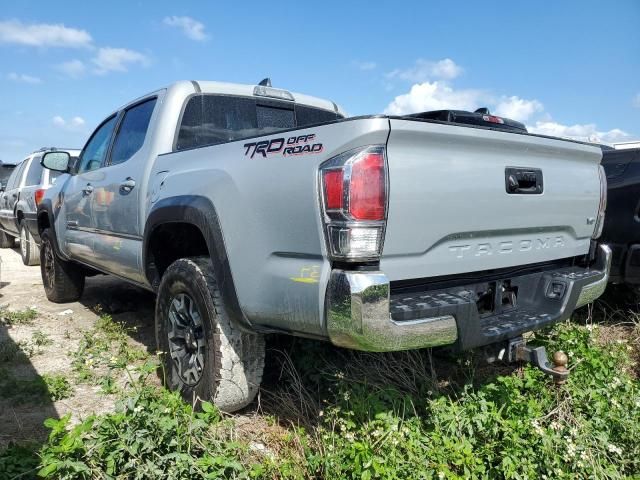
[{"xmin": 507, "ymin": 337, "xmax": 569, "ymax": 384}]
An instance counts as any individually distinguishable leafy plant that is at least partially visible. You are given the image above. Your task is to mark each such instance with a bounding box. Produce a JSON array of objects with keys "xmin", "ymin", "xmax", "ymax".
[
  {"xmin": 43, "ymin": 374, "xmax": 73, "ymax": 401},
  {"xmin": 32, "ymin": 330, "xmax": 52, "ymax": 348},
  {"xmin": 6, "ymin": 311, "xmax": 640, "ymax": 479},
  {"xmin": 0, "ymin": 442, "xmax": 40, "ymax": 479},
  {"xmin": 71, "ymin": 313, "xmax": 149, "ymax": 383},
  {"xmin": 0, "ymin": 307, "xmax": 38, "ymax": 326}
]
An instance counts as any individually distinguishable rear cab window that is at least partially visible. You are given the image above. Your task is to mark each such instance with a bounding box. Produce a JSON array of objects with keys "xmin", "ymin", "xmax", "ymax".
[{"xmin": 175, "ymin": 94, "xmax": 342, "ymax": 151}]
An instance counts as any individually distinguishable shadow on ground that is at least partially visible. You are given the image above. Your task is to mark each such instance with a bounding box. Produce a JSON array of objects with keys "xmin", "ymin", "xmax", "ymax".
[{"xmin": 0, "ymin": 319, "xmax": 58, "ymax": 477}]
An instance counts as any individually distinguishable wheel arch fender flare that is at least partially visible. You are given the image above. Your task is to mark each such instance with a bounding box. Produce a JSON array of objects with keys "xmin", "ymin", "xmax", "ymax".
[
  {"xmin": 143, "ymin": 195, "xmax": 255, "ymax": 332},
  {"xmin": 36, "ymin": 200, "xmax": 68, "ymax": 260}
]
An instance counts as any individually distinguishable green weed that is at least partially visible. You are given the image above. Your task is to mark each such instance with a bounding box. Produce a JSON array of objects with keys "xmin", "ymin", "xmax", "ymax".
[
  {"xmin": 3, "ymin": 315, "xmax": 639, "ymax": 479},
  {"xmin": 0, "ymin": 307, "xmax": 38, "ymax": 326},
  {"xmin": 71, "ymin": 314, "xmax": 149, "ymax": 383}
]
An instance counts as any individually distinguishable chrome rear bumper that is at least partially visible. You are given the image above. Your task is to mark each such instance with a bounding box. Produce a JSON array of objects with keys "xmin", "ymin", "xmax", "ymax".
[
  {"xmin": 326, "ymin": 244, "xmax": 612, "ymax": 352},
  {"xmin": 326, "ymin": 271, "xmax": 458, "ymax": 351}
]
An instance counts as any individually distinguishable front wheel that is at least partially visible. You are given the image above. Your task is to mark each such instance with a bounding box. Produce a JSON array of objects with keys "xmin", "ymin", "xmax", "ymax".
[
  {"xmin": 40, "ymin": 229, "xmax": 85, "ymax": 302},
  {"xmin": 155, "ymin": 257, "xmax": 265, "ymax": 412},
  {"xmin": 20, "ymin": 224, "xmax": 40, "ymax": 266}
]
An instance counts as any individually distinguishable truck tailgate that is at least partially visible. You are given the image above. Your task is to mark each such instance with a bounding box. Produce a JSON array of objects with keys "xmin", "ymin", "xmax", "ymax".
[{"xmin": 380, "ymin": 119, "xmax": 603, "ymax": 281}]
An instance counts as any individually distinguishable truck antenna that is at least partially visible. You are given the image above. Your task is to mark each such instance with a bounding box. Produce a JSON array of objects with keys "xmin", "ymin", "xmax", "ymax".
[{"xmin": 258, "ymin": 78, "xmax": 272, "ymax": 87}]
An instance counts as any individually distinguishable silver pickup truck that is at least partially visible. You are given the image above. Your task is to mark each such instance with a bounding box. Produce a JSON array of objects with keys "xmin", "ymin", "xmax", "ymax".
[{"xmin": 37, "ymin": 80, "xmax": 610, "ymax": 411}]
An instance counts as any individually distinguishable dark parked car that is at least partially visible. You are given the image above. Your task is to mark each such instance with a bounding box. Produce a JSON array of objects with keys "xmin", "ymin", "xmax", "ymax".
[{"xmin": 600, "ymin": 147, "xmax": 640, "ymax": 290}]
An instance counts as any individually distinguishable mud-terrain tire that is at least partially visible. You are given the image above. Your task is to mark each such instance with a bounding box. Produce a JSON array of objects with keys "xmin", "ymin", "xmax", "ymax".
[
  {"xmin": 40, "ymin": 229, "xmax": 85, "ymax": 302},
  {"xmin": 156, "ymin": 256, "xmax": 265, "ymax": 413},
  {"xmin": 20, "ymin": 224, "xmax": 40, "ymax": 266},
  {"xmin": 0, "ymin": 230, "xmax": 15, "ymax": 248}
]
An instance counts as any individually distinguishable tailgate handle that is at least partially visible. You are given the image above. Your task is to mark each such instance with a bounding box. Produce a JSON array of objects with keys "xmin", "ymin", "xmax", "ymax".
[{"xmin": 505, "ymin": 167, "xmax": 543, "ymax": 195}]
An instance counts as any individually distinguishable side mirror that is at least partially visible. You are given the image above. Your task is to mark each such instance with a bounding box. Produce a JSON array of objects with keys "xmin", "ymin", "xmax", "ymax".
[{"xmin": 41, "ymin": 151, "xmax": 71, "ymax": 173}]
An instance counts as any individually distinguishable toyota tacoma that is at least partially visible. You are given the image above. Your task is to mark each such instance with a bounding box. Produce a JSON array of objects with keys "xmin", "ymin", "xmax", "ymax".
[{"xmin": 37, "ymin": 80, "xmax": 610, "ymax": 411}]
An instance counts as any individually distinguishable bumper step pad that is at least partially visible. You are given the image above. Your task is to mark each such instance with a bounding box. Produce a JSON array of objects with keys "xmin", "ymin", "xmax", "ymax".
[{"xmin": 389, "ymin": 254, "xmax": 610, "ymax": 351}]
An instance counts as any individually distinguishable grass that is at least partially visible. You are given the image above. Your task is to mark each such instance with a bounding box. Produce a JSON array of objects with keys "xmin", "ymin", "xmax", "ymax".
[
  {"xmin": 71, "ymin": 312, "xmax": 149, "ymax": 383},
  {"xmin": 0, "ymin": 307, "xmax": 38, "ymax": 326},
  {"xmin": 1, "ymin": 299, "xmax": 639, "ymax": 479},
  {"xmin": 0, "ymin": 330, "xmax": 54, "ymax": 363},
  {"xmin": 0, "ymin": 370, "xmax": 72, "ymax": 403}
]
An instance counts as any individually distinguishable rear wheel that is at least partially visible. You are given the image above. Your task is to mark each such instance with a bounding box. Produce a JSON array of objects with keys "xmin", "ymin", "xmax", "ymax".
[
  {"xmin": 40, "ymin": 229, "xmax": 85, "ymax": 303},
  {"xmin": 156, "ymin": 256, "xmax": 265, "ymax": 412},
  {"xmin": 0, "ymin": 230, "xmax": 15, "ymax": 248},
  {"xmin": 20, "ymin": 224, "xmax": 40, "ymax": 266}
]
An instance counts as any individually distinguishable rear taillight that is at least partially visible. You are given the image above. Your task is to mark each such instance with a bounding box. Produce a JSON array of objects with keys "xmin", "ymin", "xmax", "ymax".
[
  {"xmin": 320, "ymin": 146, "xmax": 387, "ymax": 261},
  {"xmin": 34, "ymin": 188, "xmax": 46, "ymax": 206},
  {"xmin": 592, "ymin": 165, "xmax": 607, "ymax": 239}
]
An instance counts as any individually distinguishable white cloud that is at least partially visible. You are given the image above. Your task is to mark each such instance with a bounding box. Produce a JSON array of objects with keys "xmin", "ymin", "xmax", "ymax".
[
  {"xmin": 7, "ymin": 72, "xmax": 42, "ymax": 84},
  {"xmin": 92, "ymin": 47, "xmax": 150, "ymax": 74},
  {"xmin": 384, "ymin": 58, "xmax": 636, "ymax": 143},
  {"xmin": 57, "ymin": 59, "xmax": 86, "ymax": 78},
  {"xmin": 163, "ymin": 16, "xmax": 208, "ymax": 41},
  {"xmin": 528, "ymin": 121, "xmax": 631, "ymax": 144},
  {"xmin": 494, "ymin": 96, "xmax": 544, "ymax": 122},
  {"xmin": 52, "ymin": 115, "xmax": 86, "ymax": 130},
  {"xmin": 352, "ymin": 60, "xmax": 377, "ymax": 71},
  {"xmin": 384, "ymin": 81, "xmax": 486, "ymax": 115},
  {"xmin": 387, "ymin": 58, "xmax": 463, "ymax": 82},
  {"xmin": 0, "ymin": 19, "xmax": 92, "ymax": 48},
  {"xmin": 633, "ymin": 93, "xmax": 640, "ymax": 108}
]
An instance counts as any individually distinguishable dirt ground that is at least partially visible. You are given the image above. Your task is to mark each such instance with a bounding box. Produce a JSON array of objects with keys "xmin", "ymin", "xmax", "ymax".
[{"xmin": 0, "ymin": 245, "xmax": 157, "ymax": 448}]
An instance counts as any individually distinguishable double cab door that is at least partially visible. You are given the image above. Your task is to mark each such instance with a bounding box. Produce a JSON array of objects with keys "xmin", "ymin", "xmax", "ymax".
[{"xmin": 62, "ymin": 97, "xmax": 158, "ymax": 284}]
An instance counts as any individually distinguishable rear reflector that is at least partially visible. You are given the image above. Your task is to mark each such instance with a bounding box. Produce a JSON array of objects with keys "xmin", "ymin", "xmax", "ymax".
[
  {"xmin": 34, "ymin": 188, "xmax": 46, "ymax": 206},
  {"xmin": 323, "ymin": 169, "xmax": 344, "ymax": 210}
]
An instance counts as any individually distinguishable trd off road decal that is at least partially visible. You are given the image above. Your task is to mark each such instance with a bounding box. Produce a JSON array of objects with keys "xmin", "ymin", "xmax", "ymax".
[{"xmin": 244, "ymin": 134, "xmax": 323, "ymax": 158}]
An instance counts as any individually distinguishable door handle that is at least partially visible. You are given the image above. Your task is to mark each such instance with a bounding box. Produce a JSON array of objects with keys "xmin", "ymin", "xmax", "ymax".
[
  {"xmin": 120, "ymin": 177, "xmax": 136, "ymax": 193},
  {"xmin": 505, "ymin": 167, "xmax": 543, "ymax": 195},
  {"xmin": 82, "ymin": 184, "xmax": 94, "ymax": 195}
]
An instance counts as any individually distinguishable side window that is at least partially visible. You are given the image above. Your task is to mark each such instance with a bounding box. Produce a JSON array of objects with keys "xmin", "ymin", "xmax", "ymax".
[
  {"xmin": 8, "ymin": 161, "xmax": 26, "ymax": 190},
  {"xmin": 25, "ymin": 156, "xmax": 44, "ymax": 186},
  {"xmin": 78, "ymin": 115, "xmax": 118, "ymax": 173},
  {"xmin": 4, "ymin": 166, "xmax": 19, "ymax": 191},
  {"xmin": 110, "ymin": 98, "xmax": 157, "ymax": 166}
]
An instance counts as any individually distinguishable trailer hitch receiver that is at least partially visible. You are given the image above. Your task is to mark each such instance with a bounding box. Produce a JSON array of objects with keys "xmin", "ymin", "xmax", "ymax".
[{"xmin": 508, "ymin": 337, "xmax": 569, "ymax": 384}]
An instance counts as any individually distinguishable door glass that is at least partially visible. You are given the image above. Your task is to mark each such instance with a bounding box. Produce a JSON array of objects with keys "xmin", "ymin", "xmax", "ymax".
[
  {"xmin": 4, "ymin": 164, "xmax": 21, "ymax": 190},
  {"xmin": 110, "ymin": 98, "xmax": 157, "ymax": 166},
  {"xmin": 78, "ymin": 116, "xmax": 118, "ymax": 173},
  {"xmin": 9, "ymin": 161, "xmax": 27, "ymax": 189},
  {"xmin": 25, "ymin": 156, "xmax": 44, "ymax": 186}
]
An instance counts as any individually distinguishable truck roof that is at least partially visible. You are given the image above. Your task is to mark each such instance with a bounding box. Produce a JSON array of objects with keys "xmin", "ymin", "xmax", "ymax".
[{"xmin": 120, "ymin": 80, "xmax": 346, "ymax": 118}]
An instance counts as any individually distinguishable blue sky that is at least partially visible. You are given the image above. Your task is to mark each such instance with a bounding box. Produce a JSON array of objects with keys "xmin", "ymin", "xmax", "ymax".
[{"xmin": 0, "ymin": 0, "xmax": 638, "ymax": 163}]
